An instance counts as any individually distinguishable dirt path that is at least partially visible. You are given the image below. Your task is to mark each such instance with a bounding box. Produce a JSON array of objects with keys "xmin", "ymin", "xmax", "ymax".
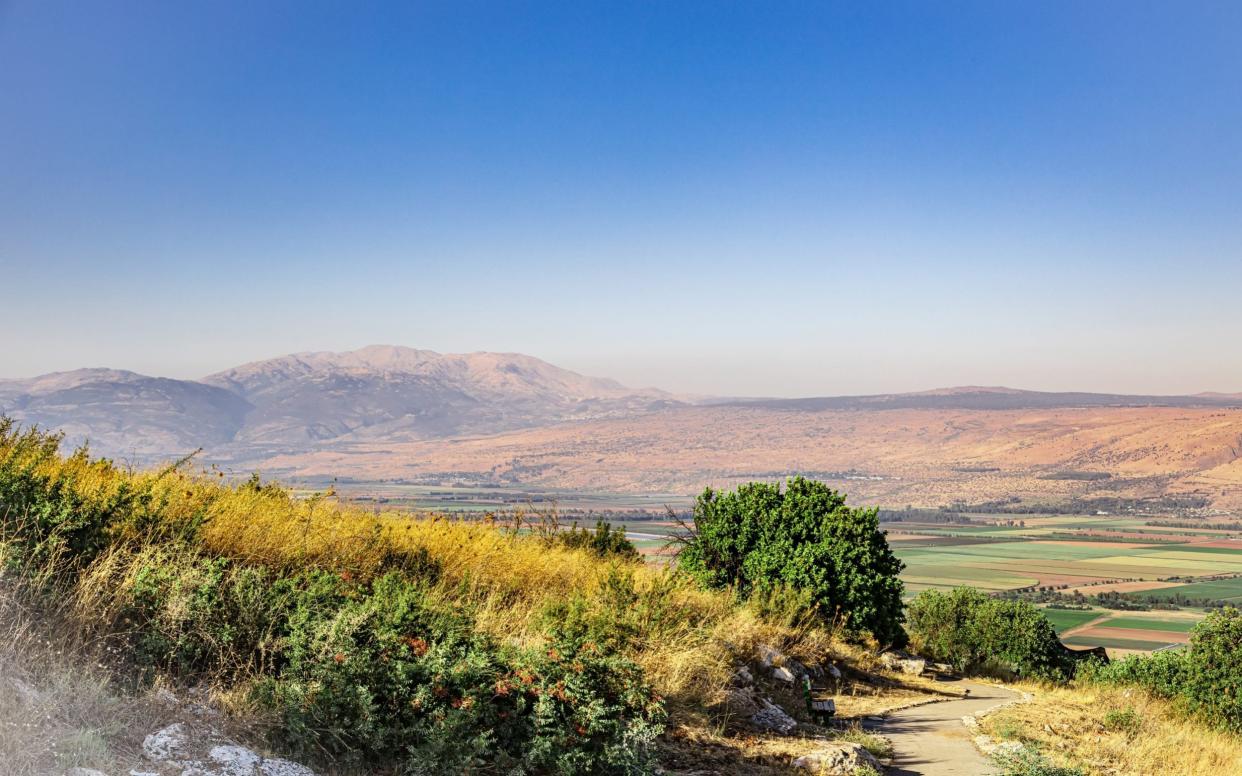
[
  {"xmin": 865, "ymin": 680, "xmax": 1020, "ymax": 776},
  {"xmin": 1058, "ymin": 613, "xmax": 1112, "ymax": 639}
]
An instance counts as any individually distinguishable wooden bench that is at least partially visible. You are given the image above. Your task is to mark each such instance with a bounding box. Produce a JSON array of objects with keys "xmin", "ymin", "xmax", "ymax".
[{"xmin": 801, "ymin": 676, "xmax": 836, "ymax": 724}]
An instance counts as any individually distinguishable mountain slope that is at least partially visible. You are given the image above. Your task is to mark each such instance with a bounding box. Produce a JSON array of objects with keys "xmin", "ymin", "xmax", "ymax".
[
  {"xmin": 5, "ymin": 352, "xmax": 1242, "ymax": 510},
  {"xmin": 0, "ymin": 369, "xmax": 250, "ymax": 458},
  {"xmin": 722, "ymin": 386, "xmax": 1242, "ymax": 412},
  {"xmin": 202, "ymin": 345, "xmax": 679, "ymax": 446},
  {"xmin": 253, "ymin": 403, "xmax": 1242, "ymax": 510}
]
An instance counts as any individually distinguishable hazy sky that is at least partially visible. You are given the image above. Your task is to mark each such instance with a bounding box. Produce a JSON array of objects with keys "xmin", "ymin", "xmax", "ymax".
[{"xmin": 3, "ymin": 2, "xmax": 1240, "ymax": 396}]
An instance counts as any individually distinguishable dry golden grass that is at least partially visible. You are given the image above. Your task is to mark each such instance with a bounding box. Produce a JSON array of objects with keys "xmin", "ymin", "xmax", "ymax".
[
  {"xmin": 982, "ymin": 682, "xmax": 1242, "ymax": 775},
  {"xmin": 16, "ymin": 423, "xmax": 1242, "ymax": 773},
  {"xmin": 190, "ymin": 485, "xmax": 814, "ymax": 706},
  {"xmin": 0, "ymin": 577, "xmax": 167, "ymax": 776},
  {"xmin": 0, "ymin": 423, "xmax": 833, "ymax": 713}
]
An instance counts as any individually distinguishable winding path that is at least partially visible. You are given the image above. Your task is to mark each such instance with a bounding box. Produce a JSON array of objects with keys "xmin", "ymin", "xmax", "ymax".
[{"xmin": 864, "ymin": 680, "xmax": 1020, "ymax": 776}]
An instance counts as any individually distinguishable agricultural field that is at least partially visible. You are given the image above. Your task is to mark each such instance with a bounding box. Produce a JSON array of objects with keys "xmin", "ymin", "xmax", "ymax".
[
  {"xmin": 344, "ymin": 488, "xmax": 1241, "ymax": 655},
  {"xmin": 1061, "ymin": 634, "xmax": 1174, "ymax": 652},
  {"xmin": 1135, "ymin": 576, "xmax": 1242, "ymax": 604},
  {"xmin": 1042, "ymin": 607, "xmax": 1205, "ymax": 655},
  {"xmin": 325, "ymin": 481, "xmax": 690, "ymax": 517},
  {"xmin": 884, "ymin": 512, "xmax": 1242, "ymax": 655},
  {"xmin": 1040, "ymin": 608, "xmax": 1102, "ymax": 633}
]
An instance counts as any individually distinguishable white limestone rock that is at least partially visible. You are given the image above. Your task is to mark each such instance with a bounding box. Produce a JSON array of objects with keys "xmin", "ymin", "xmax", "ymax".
[
  {"xmin": 750, "ymin": 699, "xmax": 797, "ymax": 735},
  {"xmin": 143, "ymin": 723, "xmax": 190, "ymax": 762},
  {"xmin": 792, "ymin": 742, "xmax": 884, "ymax": 774},
  {"xmin": 210, "ymin": 744, "xmax": 262, "ymax": 775},
  {"xmin": 259, "ymin": 758, "xmax": 317, "ymax": 776}
]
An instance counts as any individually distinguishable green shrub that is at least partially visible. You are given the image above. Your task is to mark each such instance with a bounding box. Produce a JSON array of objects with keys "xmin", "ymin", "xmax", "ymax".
[
  {"xmin": 835, "ymin": 725, "xmax": 893, "ymax": 759},
  {"xmin": 1088, "ymin": 607, "xmax": 1242, "ymax": 733},
  {"xmin": 251, "ymin": 569, "xmax": 666, "ymax": 774},
  {"xmin": 113, "ymin": 558, "xmax": 668, "ymax": 774},
  {"xmin": 906, "ymin": 588, "xmax": 1077, "ymax": 682},
  {"xmin": 557, "ymin": 520, "xmax": 641, "ymax": 562},
  {"xmin": 0, "ymin": 422, "xmax": 667, "ymax": 774},
  {"xmin": 1102, "ymin": 706, "xmax": 1141, "ymax": 734},
  {"xmin": 677, "ymin": 478, "xmax": 906, "ymax": 645},
  {"xmin": 993, "ymin": 744, "xmax": 1085, "ymax": 776}
]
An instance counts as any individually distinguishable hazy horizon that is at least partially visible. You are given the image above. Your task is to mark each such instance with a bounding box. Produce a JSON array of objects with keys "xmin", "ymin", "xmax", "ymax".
[
  {"xmin": 3, "ymin": 342, "xmax": 1240, "ymax": 400},
  {"xmin": 4, "ymin": 3, "xmax": 1240, "ymax": 396}
]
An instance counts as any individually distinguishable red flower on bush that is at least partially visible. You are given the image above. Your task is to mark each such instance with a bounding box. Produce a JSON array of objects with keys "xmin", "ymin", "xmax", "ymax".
[{"xmin": 402, "ymin": 636, "xmax": 429, "ymax": 656}]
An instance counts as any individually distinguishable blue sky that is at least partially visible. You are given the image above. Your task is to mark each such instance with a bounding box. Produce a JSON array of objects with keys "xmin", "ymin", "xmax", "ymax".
[{"xmin": 2, "ymin": 1, "xmax": 1240, "ymax": 395}]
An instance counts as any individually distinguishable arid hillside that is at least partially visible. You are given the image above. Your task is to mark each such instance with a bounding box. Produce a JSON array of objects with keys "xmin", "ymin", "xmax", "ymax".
[
  {"xmin": 6, "ymin": 347, "xmax": 1242, "ymax": 512},
  {"xmin": 256, "ymin": 405, "xmax": 1242, "ymax": 512}
]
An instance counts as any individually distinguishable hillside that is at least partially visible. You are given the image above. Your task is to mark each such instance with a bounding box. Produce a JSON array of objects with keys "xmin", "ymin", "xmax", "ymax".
[
  {"xmin": 0, "ymin": 421, "xmax": 947, "ymax": 775},
  {"xmin": 201, "ymin": 345, "xmax": 679, "ymax": 447},
  {"xmin": 0, "ymin": 369, "xmax": 250, "ymax": 457},
  {"xmin": 6, "ymin": 422, "xmax": 1242, "ymax": 775},
  {"xmin": 4, "ymin": 347, "xmax": 1242, "ymax": 511},
  {"xmin": 257, "ymin": 404, "xmax": 1242, "ymax": 512},
  {"xmin": 0, "ymin": 347, "xmax": 680, "ymax": 460}
]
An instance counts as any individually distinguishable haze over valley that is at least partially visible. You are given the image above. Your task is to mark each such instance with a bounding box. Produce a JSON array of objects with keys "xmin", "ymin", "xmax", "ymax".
[{"xmin": 5, "ymin": 344, "xmax": 1240, "ymax": 514}]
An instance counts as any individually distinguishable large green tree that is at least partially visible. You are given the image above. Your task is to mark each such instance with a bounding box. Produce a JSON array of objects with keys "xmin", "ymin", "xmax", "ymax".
[{"xmin": 677, "ymin": 477, "xmax": 906, "ymax": 646}]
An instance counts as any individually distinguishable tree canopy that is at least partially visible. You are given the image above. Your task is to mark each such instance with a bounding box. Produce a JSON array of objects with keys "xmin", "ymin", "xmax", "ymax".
[
  {"xmin": 677, "ymin": 477, "xmax": 906, "ymax": 646},
  {"xmin": 906, "ymin": 587, "xmax": 1078, "ymax": 682}
]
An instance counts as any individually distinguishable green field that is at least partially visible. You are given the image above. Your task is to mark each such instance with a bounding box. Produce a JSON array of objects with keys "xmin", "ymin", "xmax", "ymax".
[
  {"xmin": 1062, "ymin": 635, "xmax": 1177, "ymax": 651},
  {"xmin": 1135, "ymin": 577, "xmax": 1242, "ymax": 603},
  {"xmin": 1040, "ymin": 608, "xmax": 1102, "ymax": 633},
  {"xmin": 356, "ymin": 494, "xmax": 1242, "ymax": 654},
  {"xmin": 879, "ymin": 512, "xmax": 1242, "ymax": 653},
  {"xmin": 1102, "ymin": 617, "xmax": 1198, "ymax": 633}
]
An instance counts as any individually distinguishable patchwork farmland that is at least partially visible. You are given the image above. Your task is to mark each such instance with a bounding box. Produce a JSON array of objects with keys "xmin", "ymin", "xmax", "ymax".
[
  {"xmin": 587, "ymin": 510, "xmax": 1241, "ymax": 656},
  {"xmin": 884, "ymin": 512, "xmax": 1242, "ymax": 656},
  {"xmin": 338, "ymin": 482, "xmax": 1242, "ymax": 658}
]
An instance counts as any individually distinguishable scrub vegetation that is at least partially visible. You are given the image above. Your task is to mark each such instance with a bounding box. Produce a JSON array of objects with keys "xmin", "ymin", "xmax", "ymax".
[
  {"xmin": 0, "ymin": 420, "xmax": 908, "ymax": 774},
  {"xmin": 905, "ymin": 587, "xmax": 1080, "ymax": 682}
]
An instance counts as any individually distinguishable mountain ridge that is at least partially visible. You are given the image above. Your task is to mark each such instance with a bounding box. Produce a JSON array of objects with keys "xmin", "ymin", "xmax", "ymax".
[
  {"xmin": 3, "ymin": 348, "xmax": 1241, "ymax": 511},
  {"xmin": 0, "ymin": 346, "xmax": 681, "ymax": 458}
]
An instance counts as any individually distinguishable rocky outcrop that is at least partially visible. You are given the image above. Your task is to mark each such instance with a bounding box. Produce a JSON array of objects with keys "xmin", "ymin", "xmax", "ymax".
[
  {"xmin": 142, "ymin": 724, "xmax": 191, "ymax": 763},
  {"xmin": 718, "ymin": 686, "xmax": 763, "ymax": 718},
  {"xmin": 134, "ymin": 721, "xmax": 316, "ymax": 776},
  {"xmin": 717, "ymin": 663, "xmax": 797, "ymax": 734},
  {"xmin": 791, "ymin": 742, "xmax": 884, "ymax": 773},
  {"xmin": 772, "ymin": 665, "xmax": 797, "ymax": 683},
  {"xmin": 752, "ymin": 644, "xmax": 822, "ymax": 683},
  {"xmin": 751, "ymin": 699, "xmax": 798, "ymax": 735},
  {"xmin": 879, "ymin": 651, "xmax": 927, "ymax": 676}
]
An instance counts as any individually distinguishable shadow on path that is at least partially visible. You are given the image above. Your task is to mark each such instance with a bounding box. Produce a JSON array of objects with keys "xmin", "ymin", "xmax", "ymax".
[{"xmin": 863, "ymin": 679, "xmax": 1019, "ymax": 776}]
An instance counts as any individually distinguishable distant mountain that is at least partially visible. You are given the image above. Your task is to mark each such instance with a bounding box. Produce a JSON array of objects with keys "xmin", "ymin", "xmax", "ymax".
[
  {"xmin": 0, "ymin": 369, "xmax": 250, "ymax": 458},
  {"xmin": 1196, "ymin": 392, "xmax": 1242, "ymax": 401},
  {"xmin": 0, "ymin": 347, "xmax": 681, "ymax": 460},
  {"xmin": 4, "ymin": 350, "xmax": 1241, "ymax": 481},
  {"xmin": 720, "ymin": 386, "xmax": 1242, "ymax": 413},
  {"xmin": 201, "ymin": 345, "xmax": 680, "ymax": 447}
]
